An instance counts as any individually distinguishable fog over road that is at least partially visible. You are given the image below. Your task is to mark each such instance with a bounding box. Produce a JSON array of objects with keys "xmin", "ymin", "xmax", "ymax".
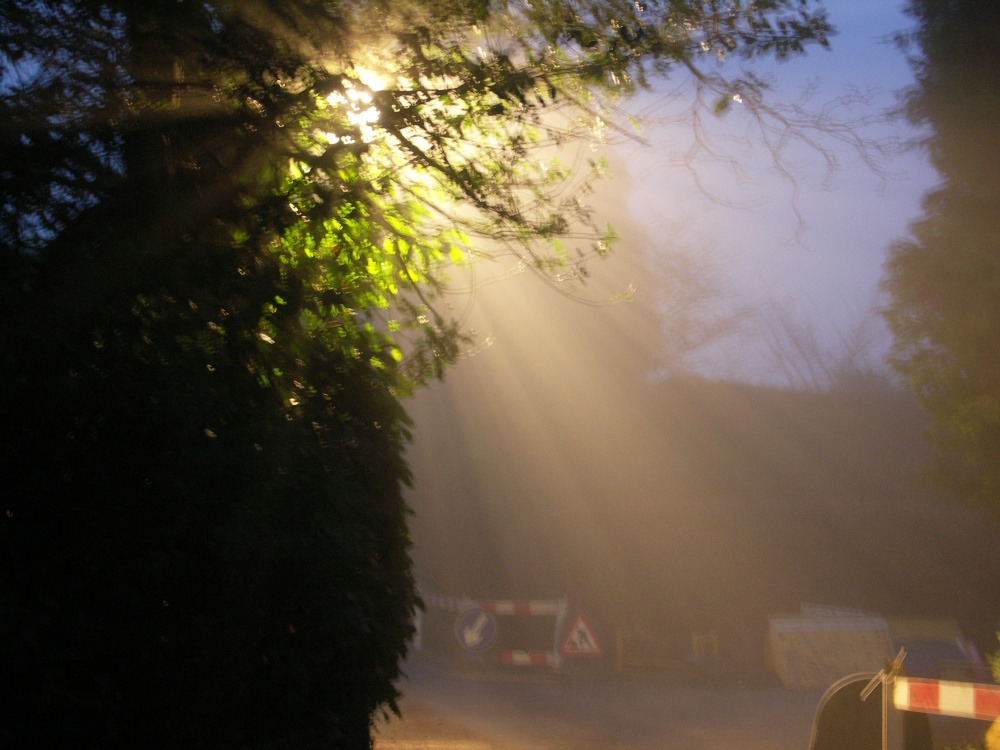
[{"xmin": 375, "ymin": 658, "xmax": 823, "ymax": 750}]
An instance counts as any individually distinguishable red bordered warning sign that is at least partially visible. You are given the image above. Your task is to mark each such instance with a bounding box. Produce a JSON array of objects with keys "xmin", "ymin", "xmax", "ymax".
[{"xmin": 561, "ymin": 614, "xmax": 601, "ymax": 657}]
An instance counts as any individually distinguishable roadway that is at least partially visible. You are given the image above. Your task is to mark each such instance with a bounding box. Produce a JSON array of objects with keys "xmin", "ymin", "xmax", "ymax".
[{"xmin": 375, "ymin": 658, "xmax": 823, "ymax": 750}]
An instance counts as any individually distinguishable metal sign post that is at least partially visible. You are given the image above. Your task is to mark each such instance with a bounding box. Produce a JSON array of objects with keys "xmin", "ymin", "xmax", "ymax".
[{"xmin": 860, "ymin": 647, "xmax": 907, "ymax": 750}]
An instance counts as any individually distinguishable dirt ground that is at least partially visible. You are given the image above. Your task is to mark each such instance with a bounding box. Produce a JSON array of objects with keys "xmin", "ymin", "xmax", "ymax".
[{"xmin": 374, "ymin": 699, "xmax": 497, "ymax": 750}]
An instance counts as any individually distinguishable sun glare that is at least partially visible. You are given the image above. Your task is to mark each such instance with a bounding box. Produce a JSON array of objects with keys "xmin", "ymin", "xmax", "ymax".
[
  {"xmin": 325, "ymin": 84, "xmax": 381, "ymax": 144},
  {"xmin": 353, "ymin": 66, "xmax": 388, "ymax": 92}
]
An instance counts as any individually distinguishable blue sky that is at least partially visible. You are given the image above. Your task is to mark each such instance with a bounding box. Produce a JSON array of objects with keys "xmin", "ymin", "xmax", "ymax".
[{"xmin": 615, "ymin": 0, "xmax": 935, "ymax": 383}]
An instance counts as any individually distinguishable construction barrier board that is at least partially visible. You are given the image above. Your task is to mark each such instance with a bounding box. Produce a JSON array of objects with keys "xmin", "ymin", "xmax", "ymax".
[
  {"xmin": 894, "ymin": 677, "xmax": 1000, "ymax": 721},
  {"xmin": 422, "ymin": 588, "xmax": 567, "ymax": 669},
  {"xmin": 769, "ymin": 615, "xmax": 895, "ymax": 690}
]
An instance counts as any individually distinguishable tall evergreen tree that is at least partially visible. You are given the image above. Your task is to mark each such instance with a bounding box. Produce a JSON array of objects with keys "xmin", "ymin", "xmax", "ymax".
[{"xmin": 882, "ymin": 0, "xmax": 1000, "ymax": 516}]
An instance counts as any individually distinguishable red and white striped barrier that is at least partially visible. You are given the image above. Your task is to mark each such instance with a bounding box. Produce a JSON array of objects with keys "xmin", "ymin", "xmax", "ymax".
[
  {"xmin": 421, "ymin": 589, "xmax": 568, "ymax": 668},
  {"xmin": 420, "ymin": 591, "xmax": 468, "ymax": 612},
  {"xmin": 421, "ymin": 592, "xmax": 562, "ymax": 617},
  {"xmin": 893, "ymin": 677, "xmax": 1000, "ymax": 721},
  {"xmin": 498, "ymin": 650, "xmax": 556, "ymax": 667},
  {"xmin": 477, "ymin": 599, "xmax": 562, "ymax": 616}
]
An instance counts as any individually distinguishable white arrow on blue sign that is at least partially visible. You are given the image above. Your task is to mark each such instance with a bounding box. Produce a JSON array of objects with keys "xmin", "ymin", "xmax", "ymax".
[{"xmin": 455, "ymin": 606, "xmax": 498, "ymax": 652}]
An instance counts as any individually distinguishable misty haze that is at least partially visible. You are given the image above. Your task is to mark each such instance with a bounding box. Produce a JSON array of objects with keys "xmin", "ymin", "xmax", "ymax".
[{"xmin": 379, "ymin": 2, "xmax": 1000, "ymax": 749}]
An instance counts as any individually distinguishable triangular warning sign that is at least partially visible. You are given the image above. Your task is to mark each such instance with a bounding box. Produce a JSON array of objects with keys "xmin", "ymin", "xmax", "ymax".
[{"xmin": 561, "ymin": 614, "xmax": 601, "ymax": 656}]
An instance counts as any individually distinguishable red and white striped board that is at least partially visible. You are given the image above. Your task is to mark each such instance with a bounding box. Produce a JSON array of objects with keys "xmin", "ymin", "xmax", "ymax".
[
  {"xmin": 420, "ymin": 591, "xmax": 467, "ymax": 612},
  {"xmin": 893, "ymin": 677, "xmax": 1000, "ymax": 721},
  {"xmin": 477, "ymin": 599, "xmax": 562, "ymax": 616},
  {"xmin": 421, "ymin": 592, "xmax": 561, "ymax": 617},
  {"xmin": 498, "ymin": 650, "xmax": 556, "ymax": 667}
]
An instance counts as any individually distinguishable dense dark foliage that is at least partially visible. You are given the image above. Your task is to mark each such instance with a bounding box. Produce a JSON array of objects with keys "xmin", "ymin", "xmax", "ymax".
[
  {"xmin": 883, "ymin": 0, "xmax": 1000, "ymax": 516},
  {"xmin": 0, "ymin": 1, "xmax": 833, "ymax": 747}
]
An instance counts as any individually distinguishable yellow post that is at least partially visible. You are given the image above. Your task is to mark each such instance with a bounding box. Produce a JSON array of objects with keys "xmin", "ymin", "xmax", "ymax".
[{"xmin": 616, "ymin": 629, "xmax": 624, "ymax": 674}]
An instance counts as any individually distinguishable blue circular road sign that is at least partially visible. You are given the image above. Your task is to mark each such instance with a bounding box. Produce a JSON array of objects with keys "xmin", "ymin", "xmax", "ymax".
[{"xmin": 454, "ymin": 606, "xmax": 498, "ymax": 652}]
